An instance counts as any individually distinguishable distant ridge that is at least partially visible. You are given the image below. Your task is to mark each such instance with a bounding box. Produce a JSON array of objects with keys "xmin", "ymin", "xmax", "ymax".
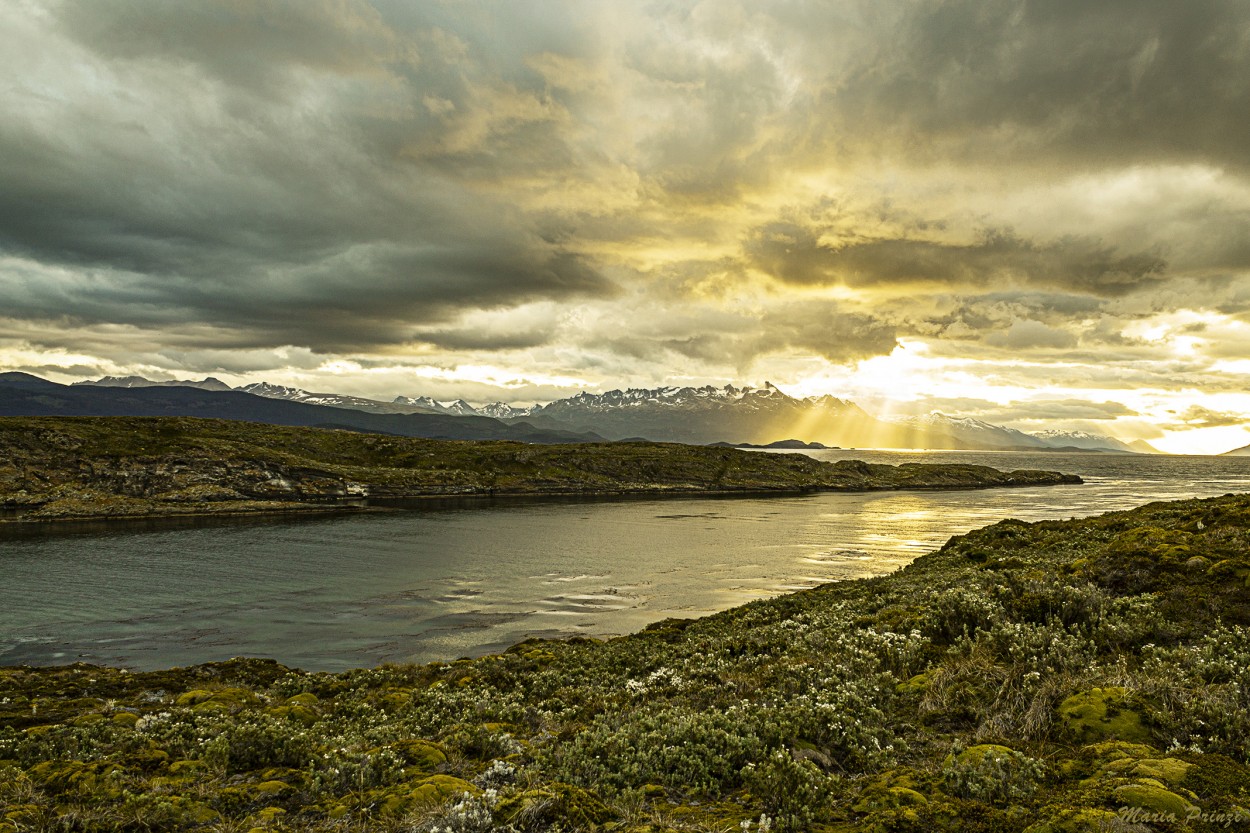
[
  {"xmin": 0, "ymin": 375, "xmax": 604, "ymax": 444},
  {"xmin": 73, "ymin": 375, "xmax": 233, "ymax": 392},
  {"xmin": 235, "ymin": 382, "xmax": 444, "ymax": 416},
  {"xmin": 58, "ymin": 374, "xmax": 1152, "ymax": 453}
]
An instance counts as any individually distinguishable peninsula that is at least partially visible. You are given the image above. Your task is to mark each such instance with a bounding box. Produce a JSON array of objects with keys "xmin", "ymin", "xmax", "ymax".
[{"xmin": 0, "ymin": 416, "xmax": 1080, "ymax": 525}]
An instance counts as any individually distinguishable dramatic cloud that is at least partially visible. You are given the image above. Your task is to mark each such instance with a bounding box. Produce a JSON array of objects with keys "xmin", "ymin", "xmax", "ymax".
[
  {"xmin": 1166, "ymin": 406, "xmax": 1250, "ymax": 430},
  {"xmin": 745, "ymin": 225, "xmax": 1165, "ymax": 295},
  {"xmin": 1, "ymin": 1, "xmax": 1249, "ymax": 451},
  {"xmin": 829, "ymin": 0, "xmax": 1250, "ymax": 173}
]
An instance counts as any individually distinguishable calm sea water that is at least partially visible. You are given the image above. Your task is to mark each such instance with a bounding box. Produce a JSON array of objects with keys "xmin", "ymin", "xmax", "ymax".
[{"xmin": 2, "ymin": 450, "xmax": 1248, "ymax": 672}]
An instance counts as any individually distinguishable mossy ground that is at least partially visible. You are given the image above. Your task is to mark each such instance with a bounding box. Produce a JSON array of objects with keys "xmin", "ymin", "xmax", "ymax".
[
  {"xmin": 0, "ymin": 416, "xmax": 1078, "ymax": 525},
  {"xmin": 6, "ymin": 494, "xmax": 1250, "ymax": 831}
]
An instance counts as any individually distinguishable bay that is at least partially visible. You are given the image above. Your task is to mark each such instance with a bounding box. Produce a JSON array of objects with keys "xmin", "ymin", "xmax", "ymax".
[{"xmin": 2, "ymin": 450, "xmax": 1248, "ymax": 672}]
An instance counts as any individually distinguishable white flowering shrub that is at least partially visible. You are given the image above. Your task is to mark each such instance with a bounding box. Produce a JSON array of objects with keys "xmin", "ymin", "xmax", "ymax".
[
  {"xmin": 742, "ymin": 749, "xmax": 828, "ymax": 833},
  {"xmin": 474, "ymin": 759, "xmax": 517, "ymax": 789},
  {"xmin": 545, "ymin": 705, "xmax": 765, "ymax": 796},
  {"xmin": 409, "ymin": 791, "xmax": 510, "ymax": 833},
  {"xmin": 200, "ymin": 711, "xmax": 315, "ymax": 773},
  {"xmin": 941, "ymin": 743, "xmax": 1045, "ymax": 805},
  {"xmin": 308, "ymin": 745, "xmax": 406, "ymax": 794}
]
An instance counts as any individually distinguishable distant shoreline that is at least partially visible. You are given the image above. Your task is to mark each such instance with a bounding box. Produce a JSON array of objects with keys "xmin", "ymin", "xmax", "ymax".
[
  {"xmin": 0, "ymin": 475, "xmax": 1086, "ymax": 537},
  {"xmin": 0, "ymin": 415, "xmax": 1081, "ymax": 533}
]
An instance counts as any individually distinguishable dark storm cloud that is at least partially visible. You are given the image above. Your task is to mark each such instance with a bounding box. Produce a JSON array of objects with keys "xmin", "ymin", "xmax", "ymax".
[
  {"xmin": 829, "ymin": 0, "xmax": 1250, "ymax": 172},
  {"xmin": 409, "ymin": 325, "xmax": 555, "ymax": 352},
  {"xmin": 56, "ymin": 0, "xmax": 411, "ymax": 96},
  {"xmin": 587, "ymin": 299, "xmax": 895, "ymax": 367},
  {"xmin": 913, "ymin": 291, "xmax": 1107, "ymax": 338},
  {"xmin": 745, "ymin": 224, "xmax": 1166, "ymax": 296},
  {"xmin": 0, "ymin": 0, "xmax": 615, "ymax": 353},
  {"xmin": 756, "ymin": 303, "xmax": 897, "ymax": 364},
  {"xmin": 2, "ymin": 0, "xmax": 1249, "ymax": 389},
  {"xmin": 983, "ymin": 320, "xmax": 1076, "ymax": 350}
]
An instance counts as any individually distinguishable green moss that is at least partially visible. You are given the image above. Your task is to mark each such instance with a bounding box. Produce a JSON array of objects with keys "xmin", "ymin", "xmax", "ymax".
[
  {"xmin": 495, "ymin": 782, "xmax": 614, "ymax": 829},
  {"xmin": 1057, "ymin": 687, "xmax": 1152, "ymax": 744},
  {"xmin": 896, "ymin": 672, "xmax": 930, "ymax": 696},
  {"xmin": 953, "ymin": 744, "xmax": 1015, "ymax": 766},
  {"xmin": 1082, "ymin": 741, "xmax": 1160, "ymax": 764},
  {"xmin": 176, "ymin": 686, "xmax": 259, "ymax": 710},
  {"xmin": 390, "ymin": 738, "xmax": 447, "ymax": 771},
  {"xmin": 1111, "ymin": 782, "xmax": 1197, "ymax": 818},
  {"xmin": 1124, "ymin": 758, "xmax": 1193, "ymax": 788},
  {"xmin": 266, "ymin": 704, "xmax": 319, "ymax": 725},
  {"xmin": 1022, "ymin": 808, "xmax": 1123, "ymax": 833},
  {"xmin": 853, "ymin": 785, "xmax": 929, "ymax": 813},
  {"xmin": 251, "ymin": 806, "xmax": 286, "ymax": 826},
  {"xmin": 408, "ymin": 774, "xmax": 478, "ymax": 806},
  {"xmin": 27, "ymin": 759, "xmax": 127, "ymax": 796},
  {"xmin": 254, "ymin": 780, "xmax": 293, "ymax": 796},
  {"xmin": 167, "ymin": 759, "xmax": 207, "ymax": 776}
]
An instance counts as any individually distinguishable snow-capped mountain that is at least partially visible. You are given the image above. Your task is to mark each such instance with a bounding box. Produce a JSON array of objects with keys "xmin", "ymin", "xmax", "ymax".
[
  {"xmin": 74, "ymin": 375, "xmax": 233, "ymax": 392},
  {"xmin": 392, "ymin": 396, "xmax": 481, "ymax": 416},
  {"xmin": 894, "ymin": 414, "xmax": 1152, "ymax": 453},
  {"xmin": 237, "ymin": 383, "xmax": 441, "ymax": 415},
  {"xmin": 1030, "ymin": 429, "xmax": 1142, "ymax": 453},
  {"xmin": 80, "ymin": 375, "xmax": 1145, "ymax": 451},
  {"xmin": 497, "ymin": 383, "xmax": 885, "ymax": 446},
  {"xmin": 530, "ymin": 382, "xmax": 822, "ymax": 415},
  {"xmin": 476, "ymin": 402, "xmax": 529, "ymax": 419},
  {"xmin": 894, "ymin": 413, "xmax": 1050, "ymax": 451}
]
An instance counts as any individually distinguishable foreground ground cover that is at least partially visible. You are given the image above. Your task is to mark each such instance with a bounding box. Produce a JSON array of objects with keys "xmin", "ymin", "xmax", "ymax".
[{"xmin": 5, "ymin": 493, "xmax": 1250, "ymax": 832}]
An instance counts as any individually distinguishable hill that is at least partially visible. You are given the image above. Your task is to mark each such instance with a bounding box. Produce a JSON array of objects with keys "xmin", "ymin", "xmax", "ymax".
[
  {"xmin": 4, "ymin": 493, "xmax": 1250, "ymax": 830},
  {"xmin": 0, "ymin": 416, "xmax": 1080, "ymax": 523}
]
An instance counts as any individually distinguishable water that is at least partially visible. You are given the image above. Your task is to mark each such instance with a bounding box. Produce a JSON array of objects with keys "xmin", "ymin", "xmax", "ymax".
[{"xmin": 2, "ymin": 450, "xmax": 1248, "ymax": 672}]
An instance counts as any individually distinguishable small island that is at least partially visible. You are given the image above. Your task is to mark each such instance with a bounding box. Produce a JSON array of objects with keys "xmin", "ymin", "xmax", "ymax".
[
  {"xmin": 709, "ymin": 439, "xmax": 837, "ymax": 450},
  {"xmin": 0, "ymin": 416, "xmax": 1080, "ymax": 526}
]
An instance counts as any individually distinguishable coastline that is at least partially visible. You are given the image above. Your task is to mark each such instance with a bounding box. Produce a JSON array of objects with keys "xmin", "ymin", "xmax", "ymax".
[
  {"xmin": 0, "ymin": 476, "xmax": 1084, "ymax": 533},
  {"xmin": 0, "ymin": 415, "xmax": 1081, "ymax": 532}
]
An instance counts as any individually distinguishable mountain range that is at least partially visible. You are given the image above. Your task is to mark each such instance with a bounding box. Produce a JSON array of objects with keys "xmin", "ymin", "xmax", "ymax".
[
  {"xmin": 52, "ymin": 374, "xmax": 1156, "ymax": 452},
  {"xmin": 0, "ymin": 373, "xmax": 602, "ymax": 444}
]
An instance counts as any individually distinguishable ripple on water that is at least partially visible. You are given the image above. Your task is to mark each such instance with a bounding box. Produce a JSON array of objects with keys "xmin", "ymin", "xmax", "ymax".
[{"xmin": 4, "ymin": 452, "xmax": 1250, "ymax": 670}]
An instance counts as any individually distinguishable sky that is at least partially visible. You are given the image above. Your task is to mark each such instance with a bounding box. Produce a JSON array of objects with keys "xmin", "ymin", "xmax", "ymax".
[{"xmin": 2, "ymin": 1, "xmax": 1250, "ymax": 453}]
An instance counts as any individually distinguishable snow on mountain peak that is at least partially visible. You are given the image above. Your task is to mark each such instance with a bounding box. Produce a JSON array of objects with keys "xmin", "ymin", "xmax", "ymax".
[{"xmin": 240, "ymin": 382, "xmax": 307, "ymax": 398}]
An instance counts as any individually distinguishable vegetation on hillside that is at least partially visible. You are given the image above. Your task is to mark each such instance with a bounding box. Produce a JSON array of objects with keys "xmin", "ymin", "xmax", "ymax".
[
  {"xmin": 0, "ymin": 417, "xmax": 1079, "ymax": 524},
  {"xmin": 4, "ymin": 493, "xmax": 1250, "ymax": 831}
]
